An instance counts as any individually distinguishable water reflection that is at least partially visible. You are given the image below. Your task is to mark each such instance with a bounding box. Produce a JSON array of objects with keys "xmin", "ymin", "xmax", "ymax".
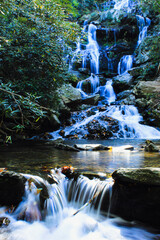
[{"xmin": 0, "ymin": 139, "xmax": 160, "ymax": 176}]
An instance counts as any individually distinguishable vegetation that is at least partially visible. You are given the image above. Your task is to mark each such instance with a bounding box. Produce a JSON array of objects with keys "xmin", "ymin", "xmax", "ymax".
[{"xmin": 0, "ymin": 0, "xmax": 81, "ymax": 141}]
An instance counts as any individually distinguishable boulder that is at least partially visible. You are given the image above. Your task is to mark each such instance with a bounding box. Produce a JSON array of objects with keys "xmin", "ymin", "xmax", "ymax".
[
  {"xmin": 0, "ymin": 171, "xmax": 26, "ymax": 207},
  {"xmin": 144, "ymin": 140, "xmax": 159, "ymax": 152},
  {"xmin": 110, "ymin": 168, "xmax": 160, "ymax": 228},
  {"xmin": 57, "ymin": 84, "xmax": 82, "ymax": 107},
  {"xmin": 86, "ymin": 117, "xmax": 119, "ymax": 139},
  {"xmin": 81, "ymin": 94, "xmax": 100, "ymax": 105},
  {"xmin": 134, "ymin": 77, "xmax": 160, "ymax": 127},
  {"xmin": 116, "ymin": 90, "xmax": 133, "ymax": 100},
  {"xmin": 112, "ymin": 73, "xmax": 133, "ymax": 94},
  {"xmin": 53, "ymin": 143, "xmax": 80, "ymax": 152}
]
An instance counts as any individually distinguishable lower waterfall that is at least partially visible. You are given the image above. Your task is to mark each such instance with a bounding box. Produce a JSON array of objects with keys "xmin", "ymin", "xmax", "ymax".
[{"xmin": 0, "ymin": 172, "xmax": 160, "ymax": 240}]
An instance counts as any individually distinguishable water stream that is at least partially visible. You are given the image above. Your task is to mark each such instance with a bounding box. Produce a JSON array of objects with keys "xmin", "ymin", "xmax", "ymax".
[{"xmin": 0, "ymin": 168, "xmax": 160, "ymax": 240}]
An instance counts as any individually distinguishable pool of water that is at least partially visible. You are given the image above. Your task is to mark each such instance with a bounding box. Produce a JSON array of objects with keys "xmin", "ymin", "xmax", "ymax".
[{"xmin": 0, "ymin": 139, "xmax": 160, "ymax": 177}]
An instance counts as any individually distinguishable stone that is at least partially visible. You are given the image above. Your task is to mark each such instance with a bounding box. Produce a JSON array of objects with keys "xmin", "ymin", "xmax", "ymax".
[
  {"xmin": 56, "ymin": 84, "xmax": 82, "ymax": 106},
  {"xmin": 135, "ymin": 35, "xmax": 160, "ymax": 65},
  {"xmin": 0, "ymin": 171, "xmax": 26, "ymax": 207},
  {"xmin": 112, "ymin": 73, "xmax": 133, "ymax": 94},
  {"xmin": 0, "ymin": 217, "xmax": 10, "ymax": 227},
  {"xmin": 134, "ymin": 78, "xmax": 160, "ymax": 127},
  {"xmin": 81, "ymin": 94, "xmax": 100, "ymax": 105},
  {"xmin": 74, "ymin": 144, "xmax": 111, "ymax": 151},
  {"xmin": 110, "ymin": 168, "xmax": 160, "ymax": 228},
  {"xmin": 116, "ymin": 90, "xmax": 133, "ymax": 100},
  {"xmin": 54, "ymin": 143, "xmax": 80, "ymax": 152},
  {"xmin": 144, "ymin": 140, "xmax": 159, "ymax": 152},
  {"xmin": 112, "ymin": 168, "xmax": 160, "ymax": 186}
]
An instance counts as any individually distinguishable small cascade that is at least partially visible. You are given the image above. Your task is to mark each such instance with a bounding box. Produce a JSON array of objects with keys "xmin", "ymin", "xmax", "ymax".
[
  {"xmin": 106, "ymin": 54, "xmax": 114, "ymax": 73},
  {"xmin": 118, "ymin": 55, "xmax": 133, "ymax": 75},
  {"xmin": 96, "ymin": 80, "xmax": 116, "ymax": 104},
  {"xmin": 136, "ymin": 15, "xmax": 151, "ymax": 46},
  {"xmin": 1, "ymin": 172, "xmax": 160, "ymax": 240},
  {"xmin": 106, "ymin": 105, "xmax": 160, "ymax": 139},
  {"xmin": 65, "ymin": 175, "xmax": 113, "ymax": 214},
  {"xmin": 76, "ymin": 74, "xmax": 100, "ymax": 97}
]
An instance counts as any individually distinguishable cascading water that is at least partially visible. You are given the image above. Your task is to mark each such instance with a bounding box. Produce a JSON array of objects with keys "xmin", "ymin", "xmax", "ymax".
[
  {"xmin": 136, "ymin": 15, "xmax": 151, "ymax": 46},
  {"xmin": 118, "ymin": 55, "xmax": 133, "ymax": 75},
  {"xmin": 1, "ymin": 172, "xmax": 160, "ymax": 240},
  {"xmin": 50, "ymin": 0, "xmax": 160, "ymax": 141},
  {"xmin": 83, "ymin": 23, "xmax": 100, "ymax": 74}
]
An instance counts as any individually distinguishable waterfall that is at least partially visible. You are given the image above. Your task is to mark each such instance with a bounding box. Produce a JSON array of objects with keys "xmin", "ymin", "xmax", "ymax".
[
  {"xmin": 106, "ymin": 105, "xmax": 160, "ymax": 139},
  {"xmin": 114, "ymin": 0, "xmax": 131, "ymax": 13},
  {"xmin": 96, "ymin": 80, "xmax": 116, "ymax": 104},
  {"xmin": 118, "ymin": 55, "xmax": 133, "ymax": 75},
  {"xmin": 2, "ymin": 172, "xmax": 160, "ymax": 240},
  {"xmin": 66, "ymin": 175, "xmax": 113, "ymax": 214},
  {"xmin": 136, "ymin": 15, "xmax": 151, "ymax": 46},
  {"xmin": 76, "ymin": 74, "xmax": 100, "ymax": 96},
  {"xmin": 85, "ymin": 23, "xmax": 100, "ymax": 74}
]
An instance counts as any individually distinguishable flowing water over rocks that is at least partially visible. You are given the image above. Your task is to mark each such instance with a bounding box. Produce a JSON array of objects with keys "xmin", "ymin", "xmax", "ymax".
[
  {"xmin": 53, "ymin": 0, "xmax": 160, "ymax": 141},
  {"xmin": 1, "ymin": 169, "xmax": 160, "ymax": 240}
]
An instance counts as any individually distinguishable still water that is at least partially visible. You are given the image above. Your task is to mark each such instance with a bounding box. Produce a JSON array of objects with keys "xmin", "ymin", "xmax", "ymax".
[{"xmin": 0, "ymin": 139, "xmax": 160, "ymax": 176}]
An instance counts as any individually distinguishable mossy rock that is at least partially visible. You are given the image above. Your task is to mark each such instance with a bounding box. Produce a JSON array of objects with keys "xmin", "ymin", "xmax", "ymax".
[
  {"xmin": 112, "ymin": 168, "xmax": 160, "ymax": 186},
  {"xmin": 135, "ymin": 35, "xmax": 160, "ymax": 65}
]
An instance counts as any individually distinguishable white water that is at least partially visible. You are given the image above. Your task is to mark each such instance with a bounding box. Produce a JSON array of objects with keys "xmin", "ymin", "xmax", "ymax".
[
  {"xmin": 114, "ymin": 0, "xmax": 131, "ymax": 13},
  {"xmin": 1, "ymin": 173, "xmax": 160, "ymax": 240},
  {"xmin": 136, "ymin": 15, "xmax": 151, "ymax": 46},
  {"xmin": 83, "ymin": 23, "xmax": 100, "ymax": 74},
  {"xmin": 77, "ymin": 74, "xmax": 100, "ymax": 96},
  {"xmin": 106, "ymin": 105, "xmax": 160, "ymax": 139},
  {"xmin": 51, "ymin": 104, "xmax": 160, "ymax": 140},
  {"xmin": 118, "ymin": 55, "xmax": 133, "ymax": 75}
]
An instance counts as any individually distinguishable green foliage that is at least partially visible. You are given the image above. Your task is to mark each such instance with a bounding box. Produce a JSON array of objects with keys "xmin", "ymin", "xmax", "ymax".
[
  {"xmin": 0, "ymin": 0, "xmax": 80, "ymax": 107},
  {"xmin": 0, "ymin": 81, "xmax": 47, "ymax": 134},
  {"xmin": 0, "ymin": 0, "xmax": 81, "ymax": 140},
  {"xmin": 139, "ymin": 0, "xmax": 160, "ymax": 14}
]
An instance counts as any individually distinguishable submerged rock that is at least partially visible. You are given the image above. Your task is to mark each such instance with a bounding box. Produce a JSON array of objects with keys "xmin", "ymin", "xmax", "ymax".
[{"xmin": 74, "ymin": 144, "xmax": 111, "ymax": 151}]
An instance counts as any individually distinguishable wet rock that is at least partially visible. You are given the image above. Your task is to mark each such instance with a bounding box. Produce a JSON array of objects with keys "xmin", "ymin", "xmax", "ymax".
[
  {"xmin": 0, "ymin": 217, "xmax": 10, "ymax": 227},
  {"xmin": 112, "ymin": 73, "xmax": 133, "ymax": 94},
  {"xmin": 78, "ymin": 68, "xmax": 90, "ymax": 75},
  {"xmin": 81, "ymin": 94, "xmax": 100, "ymax": 105},
  {"xmin": 74, "ymin": 144, "xmax": 111, "ymax": 151},
  {"xmin": 110, "ymin": 168, "xmax": 160, "ymax": 228},
  {"xmin": 86, "ymin": 117, "xmax": 119, "ymax": 139},
  {"xmin": 0, "ymin": 171, "xmax": 26, "ymax": 207},
  {"xmin": 53, "ymin": 143, "xmax": 80, "ymax": 152},
  {"xmin": 116, "ymin": 90, "xmax": 133, "ymax": 100},
  {"xmin": 144, "ymin": 140, "xmax": 159, "ymax": 152}
]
